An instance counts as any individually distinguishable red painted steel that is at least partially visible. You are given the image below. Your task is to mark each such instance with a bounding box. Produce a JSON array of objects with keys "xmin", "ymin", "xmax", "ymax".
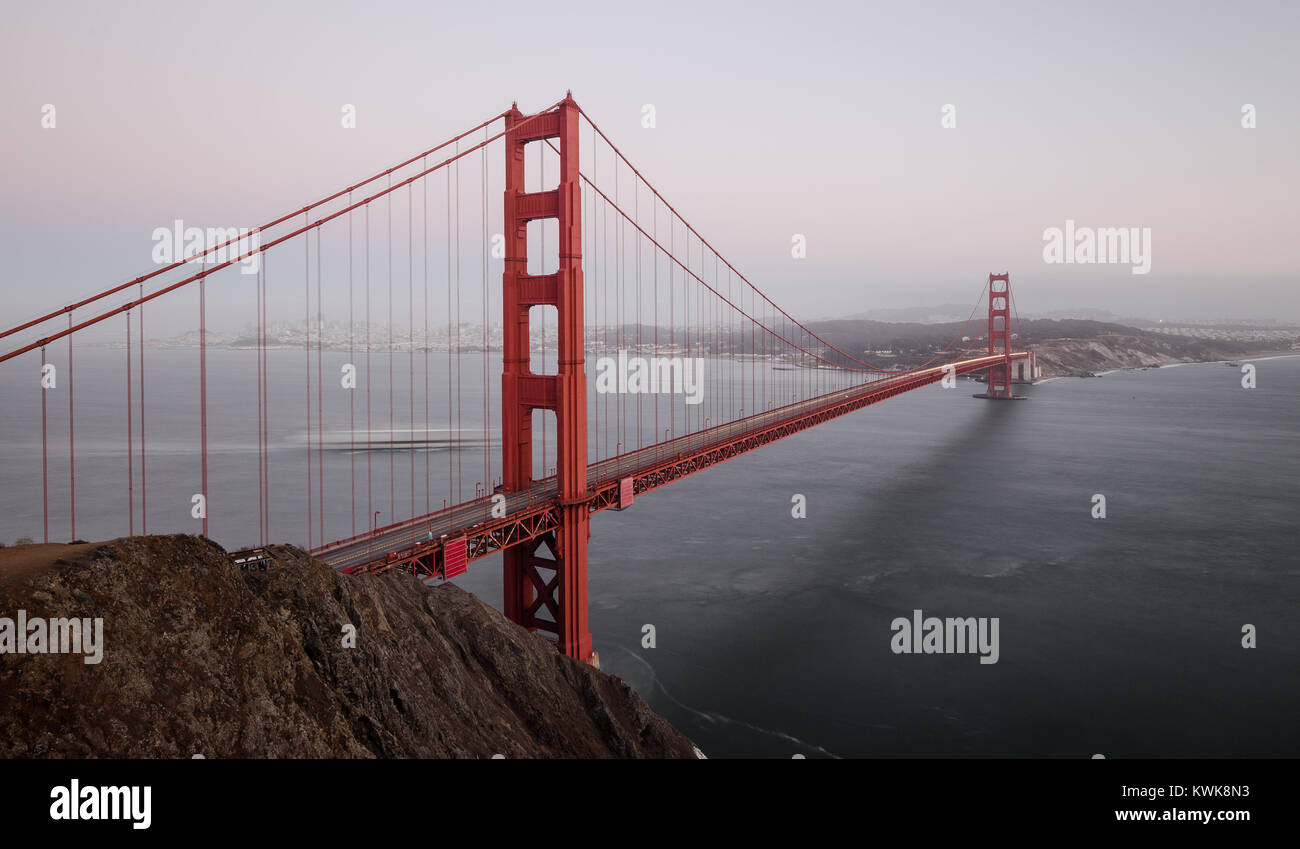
[
  {"xmin": 69, "ymin": 315, "xmax": 76, "ymax": 540},
  {"xmin": 501, "ymin": 96, "xmax": 595, "ymax": 664},
  {"xmin": 0, "ymin": 111, "xmax": 511, "ymax": 348},
  {"xmin": 125, "ymin": 317, "xmax": 133, "ymax": 537},
  {"xmin": 987, "ymin": 273, "xmax": 1012, "ymax": 397},
  {"xmin": 322, "ymin": 352, "xmax": 1026, "ymax": 579},
  {"xmin": 138, "ymin": 290, "xmax": 146, "ymax": 534},
  {"xmin": 0, "ymin": 105, "xmax": 566, "ymax": 367},
  {"xmin": 41, "ymin": 346, "xmax": 49, "ymax": 543},
  {"xmin": 1, "ymin": 94, "xmax": 1034, "ymax": 677},
  {"xmin": 199, "ymin": 276, "xmax": 209, "ymax": 538},
  {"xmin": 443, "ymin": 537, "xmax": 468, "ymax": 578}
]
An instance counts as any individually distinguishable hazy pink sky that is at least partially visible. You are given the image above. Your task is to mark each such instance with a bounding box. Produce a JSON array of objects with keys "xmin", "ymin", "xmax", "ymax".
[{"xmin": 3, "ymin": 0, "xmax": 1298, "ymax": 328}]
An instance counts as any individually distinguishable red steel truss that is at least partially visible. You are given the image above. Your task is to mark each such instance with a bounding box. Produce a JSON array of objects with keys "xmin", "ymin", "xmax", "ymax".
[
  {"xmin": 499, "ymin": 95, "xmax": 594, "ymax": 663},
  {"xmin": 1, "ymin": 89, "xmax": 1031, "ymax": 670},
  {"xmin": 324, "ymin": 350, "xmax": 1026, "ymax": 591},
  {"xmin": 986, "ymin": 273, "xmax": 1013, "ymax": 397}
]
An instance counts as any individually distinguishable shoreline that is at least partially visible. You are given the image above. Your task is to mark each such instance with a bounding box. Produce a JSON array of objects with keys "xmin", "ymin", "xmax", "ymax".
[{"xmin": 1039, "ymin": 350, "xmax": 1299, "ymax": 381}]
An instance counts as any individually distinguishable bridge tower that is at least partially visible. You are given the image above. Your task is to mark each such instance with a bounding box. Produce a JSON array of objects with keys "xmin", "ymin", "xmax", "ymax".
[
  {"xmin": 985, "ymin": 272, "xmax": 1013, "ymax": 398},
  {"xmin": 500, "ymin": 95, "xmax": 596, "ymax": 665}
]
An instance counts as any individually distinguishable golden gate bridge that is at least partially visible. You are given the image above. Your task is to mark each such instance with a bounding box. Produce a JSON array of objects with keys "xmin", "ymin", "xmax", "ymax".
[{"xmin": 0, "ymin": 93, "xmax": 1028, "ymax": 665}]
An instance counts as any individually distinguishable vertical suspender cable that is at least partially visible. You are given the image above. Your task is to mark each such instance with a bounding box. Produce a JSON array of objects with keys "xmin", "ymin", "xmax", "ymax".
[
  {"xmin": 305, "ymin": 215, "xmax": 313, "ymax": 547},
  {"xmin": 455, "ymin": 144, "xmax": 463, "ymax": 499},
  {"xmin": 589, "ymin": 178, "xmax": 596, "ymax": 460},
  {"xmin": 262, "ymin": 257, "xmax": 270, "ymax": 544},
  {"xmin": 446, "ymin": 163, "xmax": 453, "ymax": 524},
  {"xmin": 387, "ymin": 174, "xmax": 392, "ymax": 522},
  {"xmin": 317, "ymin": 222, "xmax": 325, "ymax": 547},
  {"xmin": 588, "ymin": 147, "xmax": 595, "ymax": 461},
  {"xmin": 482, "ymin": 131, "xmax": 488, "ymax": 495},
  {"xmin": 261, "ymin": 258, "xmax": 269, "ymax": 543},
  {"xmin": 423, "ymin": 160, "xmax": 430, "ymax": 515},
  {"xmin": 388, "ymin": 175, "xmax": 395, "ymax": 522},
  {"xmin": 139, "ymin": 286, "xmax": 146, "ymax": 533},
  {"xmin": 603, "ymin": 150, "xmax": 609, "ymax": 460},
  {"xmin": 635, "ymin": 177, "xmax": 640, "ymax": 449},
  {"xmin": 199, "ymin": 277, "xmax": 209, "ymax": 538},
  {"xmin": 366, "ymin": 203, "xmax": 373, "ymax": 533},
  {"xmin": 125, "ymin": 314, "xmax": 133, "ymax": 537},
  {"xmin": 614, "ymin": 160, "xmax": 619, "ymax": 456},
  {"xmin": 67, "ymin": 315, "xmax": 75, "ymax": 540},
  {"xmin": 409, "ymin": 183, "xmax": 415, "ymax": 521},
  {"xmin": 41, "ymin": 345, "xmax": 49, "ymax": 543},
  {"xmin": 349, "ymin": 193, "xmax": 355, "ymax": 537}
]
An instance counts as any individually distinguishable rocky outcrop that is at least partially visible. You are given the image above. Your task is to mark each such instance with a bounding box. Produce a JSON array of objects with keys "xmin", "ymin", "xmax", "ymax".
[
  {"xmin": 1032, "ymin": 334, "xmax": 1238, "ymax": 378},
  {"xmin": 0, "ymin": 536, "xmax": 697, "ymax": 759}
]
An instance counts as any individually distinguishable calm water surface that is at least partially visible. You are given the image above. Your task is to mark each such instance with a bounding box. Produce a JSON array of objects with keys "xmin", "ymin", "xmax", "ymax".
[{"xmin": 2, "ymin": 352, "xmax": 1296, "ymax": 757}]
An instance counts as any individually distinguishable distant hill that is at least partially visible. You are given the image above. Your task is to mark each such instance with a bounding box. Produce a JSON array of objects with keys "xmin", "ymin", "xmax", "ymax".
[
  {"xmin": 833, "ymin": 304, "xmax": 979, "ymax": 324},
  {"xmin": 1022, "ymin": 308, "xmax": 1153, "ymax": 327},
  {"xmin": 830, "ymin": 305, "xmax": 1159, "ymax": 328},
  {"xmin": 803, "ymin": 316, "xmax": 1263, "ymax": 377}
]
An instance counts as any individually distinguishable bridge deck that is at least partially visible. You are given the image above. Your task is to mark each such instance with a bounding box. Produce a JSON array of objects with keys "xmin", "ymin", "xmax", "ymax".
[{"xmin": 314, "ymin": 353, "xmax": 1026, "ymax": 574}]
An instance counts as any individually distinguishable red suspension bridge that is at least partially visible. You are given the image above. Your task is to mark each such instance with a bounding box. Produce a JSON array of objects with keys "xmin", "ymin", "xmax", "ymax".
[{"xmin": 0, "ymin": 93, "xmax": 1028, "ymax": 665}]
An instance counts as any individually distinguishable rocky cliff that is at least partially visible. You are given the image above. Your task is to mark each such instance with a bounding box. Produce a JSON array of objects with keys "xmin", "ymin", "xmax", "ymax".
[
  {"xmin": 1031, "ymin": 333, "xmax": 1248, "ymax": 378},
  {"xmin": 0, "ymin": 536, "xmax": 698, "ymax": 759}
]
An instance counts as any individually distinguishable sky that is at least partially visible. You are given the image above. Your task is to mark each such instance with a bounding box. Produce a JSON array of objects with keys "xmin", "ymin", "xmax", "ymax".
[{"xmin": 2, "ymin": 0, "xmax": 1298, "ymax": 336}]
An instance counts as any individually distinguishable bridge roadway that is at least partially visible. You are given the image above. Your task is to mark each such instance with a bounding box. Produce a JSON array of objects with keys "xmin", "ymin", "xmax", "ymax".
[{"xmin": 314, "ymin": 352, "xmax": 1025, "ymax": 575}]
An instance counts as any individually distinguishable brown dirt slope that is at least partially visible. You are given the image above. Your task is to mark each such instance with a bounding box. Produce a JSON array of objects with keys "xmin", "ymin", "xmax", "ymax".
[
  {"xmin": 1032, "ymin": 334, "xmax": 1236, "ymax": 378},
  {"xmin": 0, "ymin": 535, "xmax": 697, "ymax": 759}
]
